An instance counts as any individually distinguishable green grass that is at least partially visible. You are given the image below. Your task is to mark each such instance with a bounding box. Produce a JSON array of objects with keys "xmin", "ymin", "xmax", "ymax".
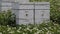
[{"xmin": 0, "ymin": 22, "xmax": 60, "ymax": 34}]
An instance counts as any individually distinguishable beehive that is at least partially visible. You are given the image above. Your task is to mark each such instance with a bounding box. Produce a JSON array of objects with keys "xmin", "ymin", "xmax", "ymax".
[{"xmin": 0, "ymin": 0, "xmax": 50, "ymax": 25}]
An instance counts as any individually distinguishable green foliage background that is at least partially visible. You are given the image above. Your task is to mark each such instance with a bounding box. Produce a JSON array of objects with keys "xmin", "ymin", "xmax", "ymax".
[
  {"xmin": 50, "ymin": 0, "xmax": 60, "ymax": 23},
  {"xmin": 0, "ymin": 10, "xmax": 16, "ymax": 26},
  {"xmin": 30, "ymin": 0, "xmax": 60, "ymax": 23}
]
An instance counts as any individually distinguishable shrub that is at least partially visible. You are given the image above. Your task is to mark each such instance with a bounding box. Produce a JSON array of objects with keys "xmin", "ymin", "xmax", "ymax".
[
  {"xmin": 50, "ymin": 0, "xmax": 60, "ymax": 24},
  {"xmin": 0, "ymin": 22, "xmax": 60, "ymax": 34},
  {"xmin": 0, "ymin": 10, "xmax": 16, "ymax": 26}
]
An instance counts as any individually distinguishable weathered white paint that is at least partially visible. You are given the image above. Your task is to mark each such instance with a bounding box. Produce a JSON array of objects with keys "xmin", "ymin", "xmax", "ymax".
[
  {"xmin": 0, "ymin": 0, "xmax": 50, "ymax": 25},
  {"xmin": 0, "ymin": 0, "xmax": 2, "ymax": 11},
  {"xmin": 18, "ymin": 2, "xmax": 50, "ymax": 24},
  {"xmin": 15, "ymin": 0, "xmax": 29, "ymax": 3},
  {"xmin": 19, "ymin": 10, "xmax": 34, "ymax": 24}
]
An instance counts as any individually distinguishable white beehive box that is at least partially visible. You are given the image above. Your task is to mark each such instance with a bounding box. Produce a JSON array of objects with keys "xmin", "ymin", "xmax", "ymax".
[
  {"xmin": 18, "ymin": 2, "xmax": 50, "ymax": 24},
  {"xmin": 0, "ymin": 0, "xmax": 50, "ymax": 25}
]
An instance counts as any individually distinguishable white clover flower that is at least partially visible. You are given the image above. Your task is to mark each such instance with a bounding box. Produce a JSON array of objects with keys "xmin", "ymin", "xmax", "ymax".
[
  {"xmin": 7, "ymin": 25, "xmax": 9, "ymax": 27},
  {"xmin": 23, "ymin": 32, "xmax": 25, "ymax": 34},
  {"xmin": 40, "ymin": 30, "xmax": 44, "ymax": 33},
  {"xmin": 19, "ymin": 27, "xmax": 21, "ymax": 29},
  {"xmin": 57, "ymin": 30, "xmax": 60, "ymax": 32},
  {"xmin": 39, "ymin": 30, "xmax": 42, "ymax": 32},
  {"xmin": 49, "ymin": 27, "xmax": 52, "ymax": 29},
  {"xmin": 33, "ymin": 27, "xmax": 37, "ymax": 30},
  {"xmin": 0, "ymin": 32, "xmax": 2, "ymax": 34},
  {"xmin": 26, "ymin": 27, "xmax": 30, "ymax": 30},
  {"xmin": 36, "ymin": 30, "xmax": 43, "ymax": 33},
  {"xmin": 47, "ymin": 31, "xmax": 49, "ymax": 34},
  {"xmin": 45, "ymin": 24, "xmax": 48, "ymax": 26},
  {"xmin": 54, "ymin": 24, "xmax": 58, "ymax": 26},
  {"xmin": 46, "ymin": 31, "xmax": 51, "ymax": 34},
  {"xmin": 36, "ymin": 31, "xmax": 40, "ymax": 34},
  {"xmin": 17, "ymin": 27, "xmax": 22, "ymax": 30},
  {"xmin": 17, "ymin": 30, "xmax": 20, "ymax": 33},
  {"xmin": 48, "ymin": 27, "xmax": 53, "ymax": 30},
  {"xmin": 7, "ymin": 29, "xmax": 11, "ymax": 31},
  {"xmin": 34, "ymin": 32, "xmax": 38, "ymax": 34},
  {"xmin": 18, "ymin": 27, "xmax": 21, "ymax": 30},
  {"xmin": 44, "ymin": 27, "xmax": 48, "ymax": 30},
  {"xmin": 7, "ymin": 28, "xmax": 11, "ymax": 31},
  {"xmin": 30, "ymin": 29, "xmax": 32, "ymax": 32},
  {"xmin": 9, "ymin": 31, "xmax": 14, "ymax": 34},
  {"xmin": 36, "ymin": 28, "xmax": 39, "ymax": 31},
  {"xmin": 34, "ymin": 30, "xmax": 44, "ymax": 34}
]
